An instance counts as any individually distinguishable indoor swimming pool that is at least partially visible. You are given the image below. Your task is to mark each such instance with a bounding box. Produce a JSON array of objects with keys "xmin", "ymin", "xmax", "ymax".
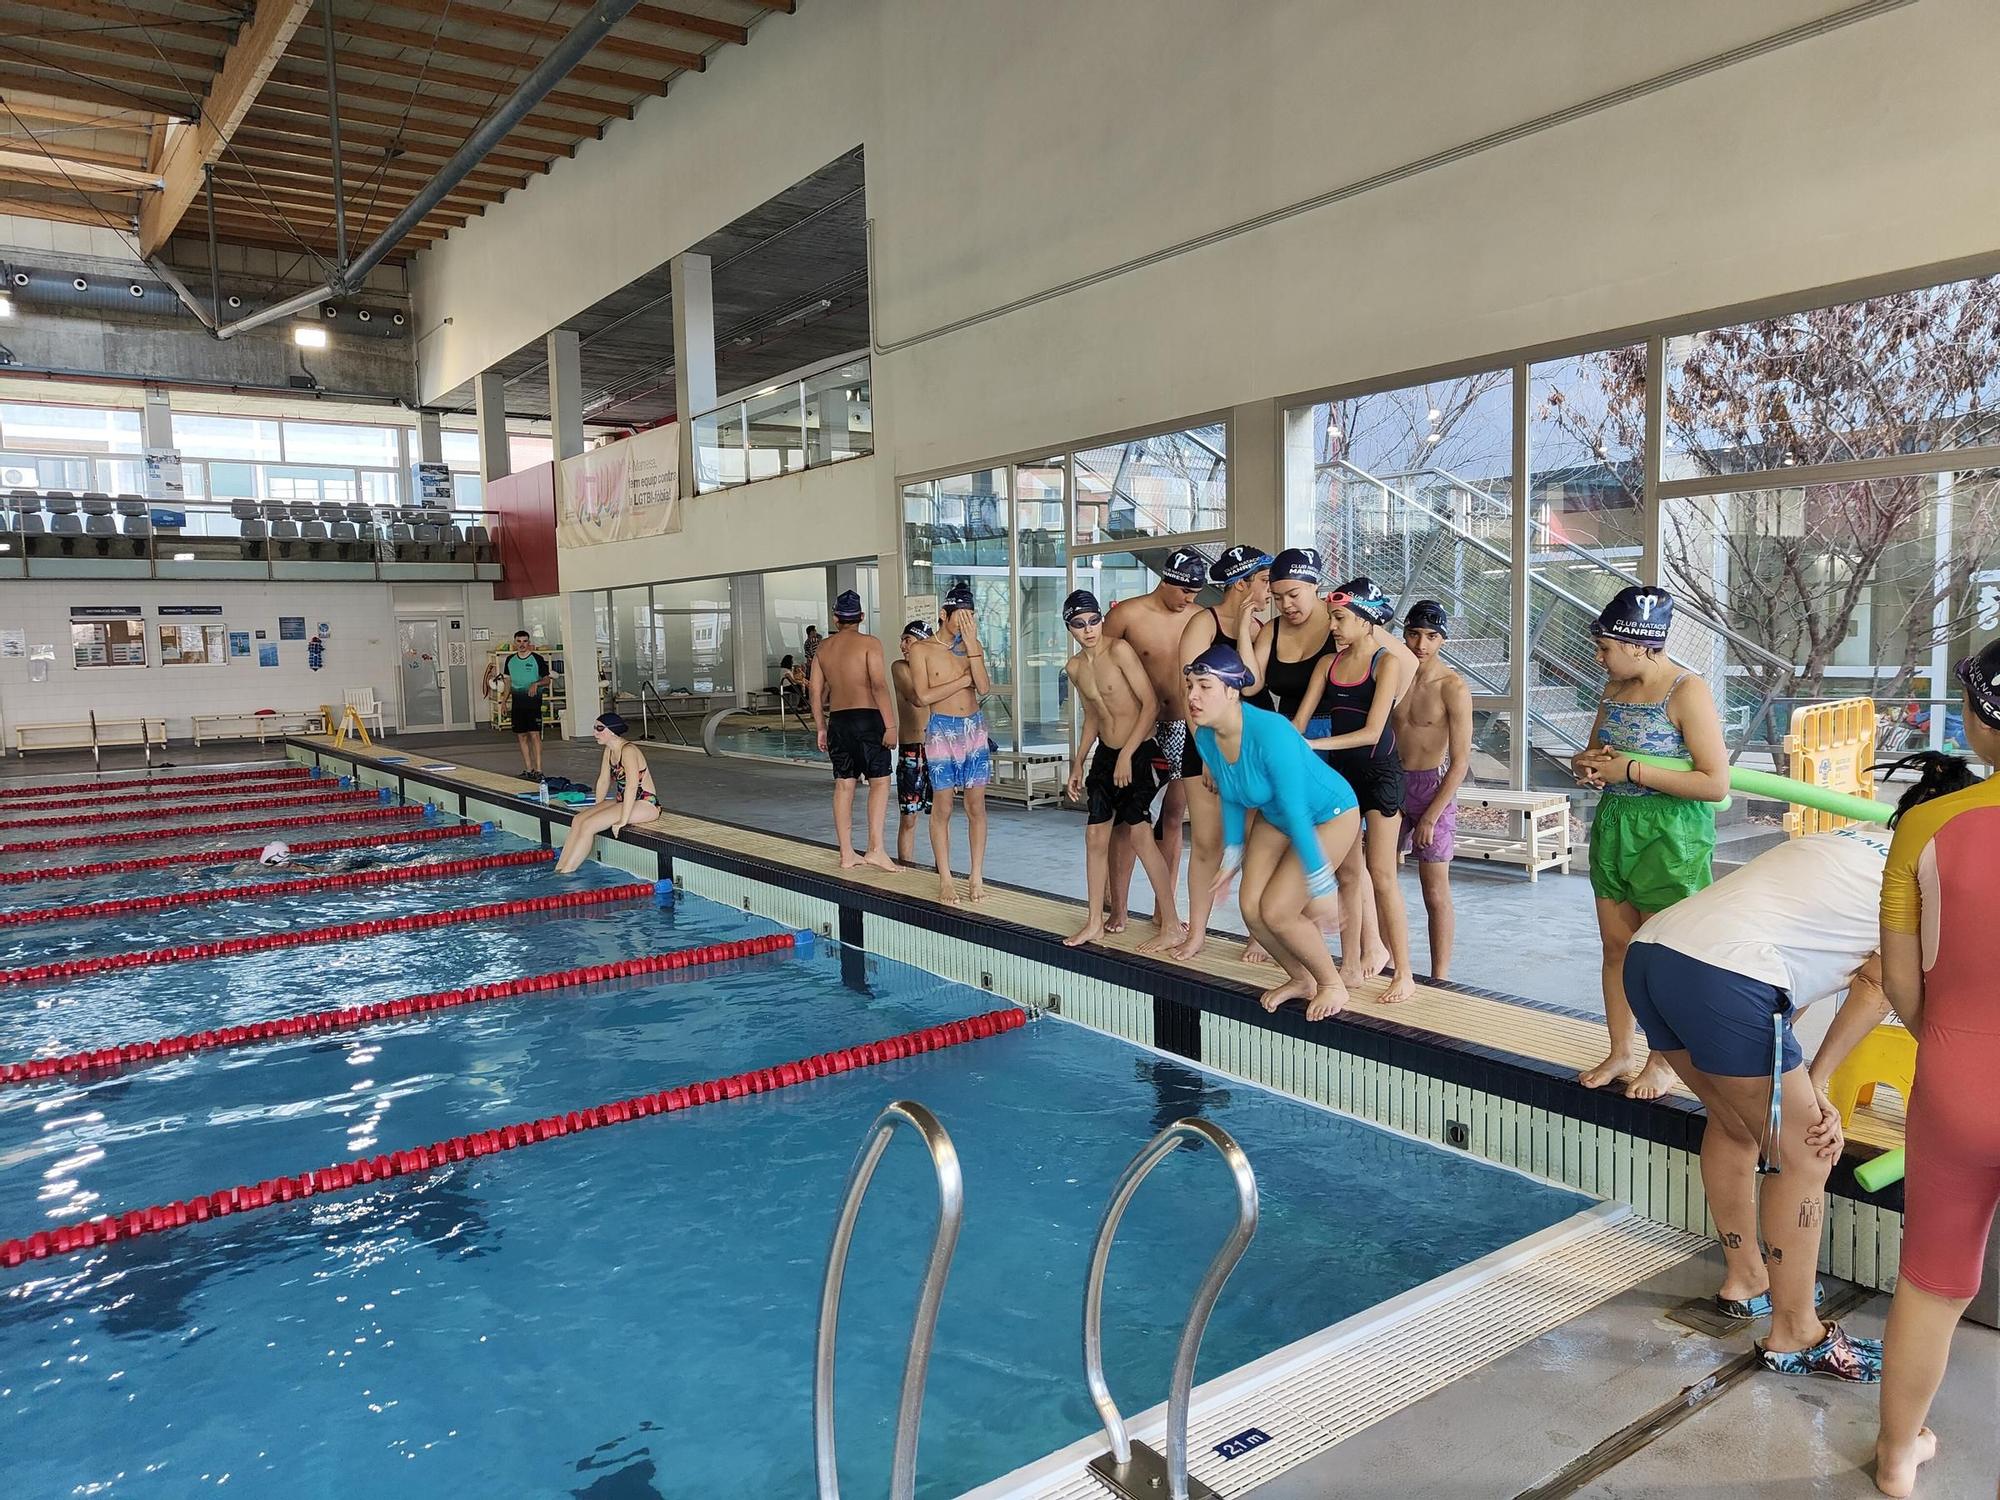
[{"xmin": 0, "ymin": 779, "xmax": 1593, "ymax": 1497}]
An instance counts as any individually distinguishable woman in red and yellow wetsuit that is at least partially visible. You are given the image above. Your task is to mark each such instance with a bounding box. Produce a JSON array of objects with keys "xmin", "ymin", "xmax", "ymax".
[{"xmin": 1873, "ymin": 640, "xmax": 2000, "ymax": 1498}]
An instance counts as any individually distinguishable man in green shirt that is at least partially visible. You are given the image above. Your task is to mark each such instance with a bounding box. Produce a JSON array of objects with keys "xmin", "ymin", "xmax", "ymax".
[{"xmin": 483, "ymin": 630, "xmax": 551, "ymax": 779}]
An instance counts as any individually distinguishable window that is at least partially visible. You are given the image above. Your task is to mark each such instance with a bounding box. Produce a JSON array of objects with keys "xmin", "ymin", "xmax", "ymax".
[
  {"xmin": 509, "ymin": 435, "xmax": 555, "ymax": 470},
  {"xmin": 440, "ymin": 430, "xmax": 481, "ymax": 467},
  {"xmin": 282, "ymin": 420, "xmax": 400, "ymax": 467},
  {"xmin": 172, "ymin": 413, "xmax": 284, "ymax": 462},
  {"xmin": 1072, "ymin": 423, "xmax": 1227, "ymax": 545},
  {"xmin": 0, "ymin": 402, "xmax": 140, "ymax": 454}
]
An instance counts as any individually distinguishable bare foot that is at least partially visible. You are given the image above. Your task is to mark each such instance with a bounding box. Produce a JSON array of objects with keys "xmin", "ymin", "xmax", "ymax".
[
  {"xmin": 1138, "ymin": 920, "xmax": 1186, "ymax": 955},
  {"xmin": 1306, "ymin": 976, "xmax": 1351, "ymax": 1021},
  {"xmin": 1378, "ymin": 971, "xmax": 1417, "ymax": 1004},
  {"xmin": 862, "ymin": 849, "xmax": 898, "ymax": 873},
  {"xmin": 966, "ymin": 880, "xmax": 990, "ymax": 903},
  {"xmin": 1241, "ymin": 939, "xmax": 1273, "ymax": 965},
  {"xmin": 1166, "ymin": 932, "xmax": 1206, "ymax": 962},
  {"xmin": 1874, "ymin": 1427, "xmax": 1938, "ymax": 1498},
  {"xmin": 1065, "ymin": 918, "xmax": 1106, "ymax": 949},
  {"xmin": 1579, "ymin": 1051, "xmax": 1639, "ymax": 1090},
  {"xmin": 1338, "ymin": 959, "xmax": 1368, "ymax": 988},
  {"xmin": 1625, "ymin": 1054, "xmax": 1677, "ymax": 1101},
  {"xmin": 838, "ymin": 850, "xmax": 863, "ymax": 869},
  {"xmin": 1361, "ymin": 945, "xmax": 1392, "ymax": 979},
  {"xmin": 1104, "ymin": 914, "xmax": 1128, "ymax": 934},
  {"xmin": 1258, "ymin": 976, "xmax": 1313, "ymax": 1013},
  {"xmin": 938, "ymin": 878, "xmax": 961, "ymax": 908}
]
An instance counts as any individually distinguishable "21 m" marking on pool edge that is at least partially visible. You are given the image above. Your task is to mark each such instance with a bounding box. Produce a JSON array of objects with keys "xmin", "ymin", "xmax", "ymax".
[{"xmin": 1214, "ymin": 1428, "xmax": 1272, "ymax": 1461}]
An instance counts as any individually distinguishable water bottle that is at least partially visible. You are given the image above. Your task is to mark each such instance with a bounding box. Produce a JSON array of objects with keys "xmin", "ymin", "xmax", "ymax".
[{"xmin": 538, "ymin": 778, "xmax": 551, "ymax": 808}]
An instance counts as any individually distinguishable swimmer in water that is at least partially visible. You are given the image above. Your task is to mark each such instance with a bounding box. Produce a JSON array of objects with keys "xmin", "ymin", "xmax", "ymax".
[{"xmin": 1186, "ymin": 642, "xmax": 1362, "ymax": 1021}]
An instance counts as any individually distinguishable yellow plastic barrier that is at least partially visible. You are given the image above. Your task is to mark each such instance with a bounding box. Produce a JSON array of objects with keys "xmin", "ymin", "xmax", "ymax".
[{"xmin": 1781, "ymin": 697, "xmax": 1877, "ymax": 837}]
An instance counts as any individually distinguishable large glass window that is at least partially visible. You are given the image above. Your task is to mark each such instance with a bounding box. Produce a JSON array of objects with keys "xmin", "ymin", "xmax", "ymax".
[
  {"xmin": 763, "ymin": 567, "xmax": 829, "ymax": 665},
  {"xmin": 0, "ymin": 402, "xmax": 140, "ymax": 453},
  {"xmin": 282, "ymin": 420, "xmax": 399, "ymax": 467},
  {"xmin": 1073, "ymin": 423, "xmax": 1227, "ymax": 546},
  {"xmin": 1015, "ymin": 457, "xmax": 1068, "ymax": 750},
  {"xmin": 172, "ymin": 413, "xmax": 284, "ymax": 462}
]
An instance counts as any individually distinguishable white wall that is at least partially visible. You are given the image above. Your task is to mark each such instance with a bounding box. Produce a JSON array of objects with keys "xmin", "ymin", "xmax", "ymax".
[
  {"xmin": 413, "ymin": 0, "xmax": 2000, "ymax": 589},
  {"xmin": 0, "ymin": 580, "xmax": 522, "ymax": 748}
]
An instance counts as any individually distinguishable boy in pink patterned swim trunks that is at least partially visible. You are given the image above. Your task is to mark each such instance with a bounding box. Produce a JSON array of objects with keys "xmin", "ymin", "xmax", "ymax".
[{"xmin": 1393, "ymin": 602, "xmax": 1472, "ymax": 979}]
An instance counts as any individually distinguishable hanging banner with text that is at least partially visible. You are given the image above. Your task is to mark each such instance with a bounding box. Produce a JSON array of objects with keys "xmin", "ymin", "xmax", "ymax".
[{"xmin": 555, "ymin": 422, "xmax": 680, "ymax": 548}]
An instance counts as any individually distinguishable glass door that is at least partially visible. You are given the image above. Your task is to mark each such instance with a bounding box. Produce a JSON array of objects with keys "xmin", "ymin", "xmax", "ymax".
[
  {"xmin": 1013, "ymin": 456, "xmax": 1069, "ymax": 751},
  {"xmin": 397, "ymin": 617, "xmax": 447, "ymax": 730}
]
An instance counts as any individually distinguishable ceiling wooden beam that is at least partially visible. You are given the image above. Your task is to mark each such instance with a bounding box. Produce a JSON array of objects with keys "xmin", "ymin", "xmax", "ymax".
[
  {"xmin": 740, "ymin": 0, "xmax": 795, "ymax": 10},
  {"xmin": 198, "ymin": 217, "xmax": 435, "ymax": 256},
  {"xmin": 285, "ymin": 27, "xmax": 641, "ymax": 118},
  {"xmin": 0, "ymin": 98, "xmax": 155, "ymax": 129},
  {"xmin": 0, "ymin": 191, "xmax": 134, "ymax": 228},
  {"xmin": 138, "ymin": 0, "xmax": 313, "ymax": 254},
  {"xmin": 0, "ymin": 145, "xmax": 160, "ymax": 190},
  {"xmin": 225, "ymin": 131, "xmax": 529, "ymax": 192},
  {"xmin": 365, "ymin": 0, "xmax": 706, "ymax": 72},
  {"xmin": 246, "ymin": 89, "xmax": 584, "ymax": 150},
  {"xmin": 318, "ymin": 13, "xmax": 663, "ymax": 95},
  {"xmin": 0, "ymin": 0, "xmax": 232, "ymax": 37},
  {"xmin": 0, "ymin": 136, "xmax": 146, "ymax": 170},
  {"xmin": 214, "ymin": 158, "xmax": 506, "ymax": 209},
  {"xmin": 255, "ymin": 66, "xmax": 624, "ymax": 133},
  {"xmin": 0, "ymin": 64, "xmax": 189, "ymax": 118},
  {"xmin": 231, "ymin": 123, "xmax": 552, "ymax": 178},
  {"xmin": 4, "ymin": 29, "xmax": 223, "ymax": 79}
]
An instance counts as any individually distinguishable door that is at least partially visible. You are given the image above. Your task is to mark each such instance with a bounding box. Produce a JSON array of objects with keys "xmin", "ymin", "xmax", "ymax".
[{"xmin": 397, "ymin": 617, "xmax": 447, "ymax": 731}]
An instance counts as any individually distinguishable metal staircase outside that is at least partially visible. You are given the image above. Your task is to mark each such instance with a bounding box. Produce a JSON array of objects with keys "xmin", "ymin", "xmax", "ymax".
[{"xmin": 1318, "ymin": 461, "xmax": 1794, "ymax": 764}]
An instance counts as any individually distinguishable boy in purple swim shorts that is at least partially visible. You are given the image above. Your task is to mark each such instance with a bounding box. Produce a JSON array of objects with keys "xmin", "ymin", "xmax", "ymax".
[{"xmin": 1392, "ymin": 602, "xmax": 1472, "ymax": 979}]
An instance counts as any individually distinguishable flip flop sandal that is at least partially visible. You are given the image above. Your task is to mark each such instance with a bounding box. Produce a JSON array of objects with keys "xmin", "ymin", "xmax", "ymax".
[{"xmin": 1757, "ymin": 1321, "xmax": 1883, "ymax": 1382}]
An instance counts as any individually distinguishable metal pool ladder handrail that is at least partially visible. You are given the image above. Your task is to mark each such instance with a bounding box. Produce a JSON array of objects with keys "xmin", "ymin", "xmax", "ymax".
[
  {"xmin": 1083, "ymin": 1117, "xmax": 1259, "ymax": 1500},
  {"xmin": 813, "ymin": 1099, "xmax": 964, "ymax": 1500}
]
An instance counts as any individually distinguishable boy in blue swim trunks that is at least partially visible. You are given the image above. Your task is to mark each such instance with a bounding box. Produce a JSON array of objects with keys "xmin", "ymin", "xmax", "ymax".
[{"xmin": 907, "ymin": 580, "xmax": 993, "ymax": 906}]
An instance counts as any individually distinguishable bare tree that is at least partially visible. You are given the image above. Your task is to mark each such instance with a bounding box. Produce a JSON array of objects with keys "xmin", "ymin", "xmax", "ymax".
[{"xmin": 1539, "ymin": 279, "xmax": 2000, "ymax": 711}]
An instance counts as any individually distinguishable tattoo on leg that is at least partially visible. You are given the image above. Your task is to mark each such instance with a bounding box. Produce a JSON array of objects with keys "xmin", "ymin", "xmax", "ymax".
[
  {"xmin": 1721, "ymin": 1232, "xmax": 1744, "ymax": 1249},
  {"xmin": 1797, "ymin": 1198, "xmax": 1823, "ymax": 1230},
  {"xmin": 1769, "ymin": 1247, "xmax": 1783, "ymax": 1263}
]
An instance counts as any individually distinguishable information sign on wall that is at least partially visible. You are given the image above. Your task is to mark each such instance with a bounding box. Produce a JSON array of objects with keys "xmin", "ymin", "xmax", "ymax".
[
  {"xmin": 413, "ymin": 462, "xmax": 454, "ymax": 505},
  {"xmin": 278, "ymin": 616, "xmax": 307, "ymax": 641},
  {"xmin": 556, "ymin": 422, "xmax": 681, "ymax": 547}
]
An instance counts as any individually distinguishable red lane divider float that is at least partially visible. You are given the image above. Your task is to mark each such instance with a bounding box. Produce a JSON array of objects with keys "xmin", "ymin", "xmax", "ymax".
[
  {"xmin": 3, "ymin": 772, "xmax": 325, "ymax": 813},
  {"xmin": 1, "ymin": 802, "xmax": 426, "ymax": 854},
  {"xmin": 0, "ymin": 822, "xmax": 485, "ymax": 885},
  {"xmin": 0, "ymin": 787, "xmax": 386, "ymax": 832},
  {"xmin": 0, "ymin": 767, "xmax": 312, "ymax": 801},
  {"xmin": 0, "ymin": 882, "xmax": 652, "ymax": 987},
  {"xmin": 0, "ymin": 1007, "xmax": 1025, "ymax": 1267},
  {"xmin": 1, "ymin": 931, "xmax": 798, "ymax": 1084},
  {"xmin": 0, "ymin": 847, "xmax": 557, "ymax": 930}
]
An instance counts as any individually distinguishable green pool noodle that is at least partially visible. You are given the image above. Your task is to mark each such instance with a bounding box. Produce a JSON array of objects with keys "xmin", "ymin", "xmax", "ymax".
[
  {"xmin": 1624, "ymin": 753, "xmax": 1896, "ymax": 824},
  {"xmin": 1615, "ymin": 752, "xmax": 1730, "ymax": 811},
  {"xmin": 1854, "ymin": 1147, "xmax": 1906, "ymax": 1192}
]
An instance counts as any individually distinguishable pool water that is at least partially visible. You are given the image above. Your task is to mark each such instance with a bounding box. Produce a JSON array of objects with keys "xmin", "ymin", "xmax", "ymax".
[{"xmin": 0, "ymin": 818, "xmax": 1590, "ymax": 1497}]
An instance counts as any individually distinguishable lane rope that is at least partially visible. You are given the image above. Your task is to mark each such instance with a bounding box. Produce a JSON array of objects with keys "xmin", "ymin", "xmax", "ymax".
[
  {"xmin": 0, "ymin": 931, "xmax": 800, "ymax": 1084},
  {"xmin": 0, "ymin": 788, "xmax": 387, "ymax": 832},
  {"xmin": 0, "ymin": 822, "xmax": 485, "ymax": 885},
  {"xmin": 0, "ymin": 1007, "xmax": 1026, "ymax": 1268},
  {"xmin": 2, "ymin": 803, "xmax": 429, "ymax": 853},
  {"xmin": 0, "ymin": 848, "xmax": 557, "ymax": 930},
  {"xmin": 0, "ymin": 767, "xmax": 313, "ymax": 800},
  {"xmin": 0, "ymin": 882, "xmax": 654, "ymax": 987},
  {"xmin": 1, "ymin": 773, "xmax": 326, "ymax": 812}
]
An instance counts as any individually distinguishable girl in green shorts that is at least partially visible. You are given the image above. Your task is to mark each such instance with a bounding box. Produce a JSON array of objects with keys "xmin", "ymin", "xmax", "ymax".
[{"xmin": 1572, "ymin": 586, "xmax": 1729, "ymax": 1100}]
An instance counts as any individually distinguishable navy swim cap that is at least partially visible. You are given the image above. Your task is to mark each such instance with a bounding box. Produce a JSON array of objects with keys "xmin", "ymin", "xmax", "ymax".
[
  {"xmin": 1183, "ymin": 642, "xmax": 1255, "ymax": 690},
  {"xmin": 1160, "ymin": 547, "xmax": 1208, "ymax": 589},
  {"xmin": 1593, "ymin": 586, "xmax": 1674, "ymax": 648},
  {"xmin": 1330, "ymin": 578, "xmax": 1394, "ymax": 626},
  {"xmin": 1062, "ymin": 589, "xmax": 1104, "ymax": 626},
  {"xmin": 1403, "ymin": 600, "xmax": 1450, "ymax": 636},
  {"xmin": 1955, "ymin": 639, "xmax": 2000, "ymax": 731},
  {"xmin": 942, "ymin": 579, "xmax": 975, "ymax": 611},
  {"xmin": 595, "ymin": 712, "xmax": 629, "ymax": 735},
  {"xmin": 1211, "ymin": 545, "xmax": 1273, "ymax": 585},
  {"xmin": 1269, "ymin": 547, "xmax": 1324, "ymax": 585},
  {"xmin": 901, "ymin": 619, "xmax": 934, "ymax": 641},
  {"xmin": 831, "ymin": 589, "xmax": 863, "ymax": 622}
]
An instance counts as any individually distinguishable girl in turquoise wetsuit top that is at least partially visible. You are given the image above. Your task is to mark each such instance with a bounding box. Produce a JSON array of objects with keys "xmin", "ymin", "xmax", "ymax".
[{"xmin": 1188, "ymin": 643, "xmax": 1362, "ymax": 1022}]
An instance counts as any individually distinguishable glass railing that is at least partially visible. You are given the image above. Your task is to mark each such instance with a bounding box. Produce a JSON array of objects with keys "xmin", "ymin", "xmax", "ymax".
[
  {"xmin": 693, "ymin": 355, "xmax": 873, "ymax": 495},
  {"xmin": 0, "ymin": 491, "xmax": 501, "ymax": 581}
]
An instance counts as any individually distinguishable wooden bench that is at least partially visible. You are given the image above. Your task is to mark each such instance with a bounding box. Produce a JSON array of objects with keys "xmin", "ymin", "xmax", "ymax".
[
  {"xmin": 192, "ymin": 709, "xmax": 329, "ymax": 747},
  {"xmin": 987, "ymin": 749, "xmax": 1068, "ymax": 808},
  {"xmin": 1448, "ymin": 786, "xmax": 1574, "ymax": 880},
  {"xmin": 14, "ymin": 717, "xmax": 167, "ymax": 754}
]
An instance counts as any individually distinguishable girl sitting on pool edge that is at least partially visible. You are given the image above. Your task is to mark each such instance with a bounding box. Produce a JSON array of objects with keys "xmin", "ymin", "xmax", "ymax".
[{"xmin": 555, "ymin": 713, "xmax": 663, "ymax": 874}]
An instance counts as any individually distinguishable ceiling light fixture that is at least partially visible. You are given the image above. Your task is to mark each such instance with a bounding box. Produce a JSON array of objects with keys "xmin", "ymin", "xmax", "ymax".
[
  {"xmin": 8, "ymin": 272, "xmax": 25, "ymax": 287},
  {"xmin": 227, "ymin": 295, "xmax": 242, "ymax": 309},
  {"xmin": 0, "ymin": 293, "xmax": 11, "ymax": 319},
  {"xmin": 356, "ymin": 309, "xmax": 371, "ymax": 323},
  {"xmin": 293, "ymin": 324, "xmax": 328, "ymax": 348},
  {"xmin": 1427, "ymin": 407, "xmax": 1441, "ymax": 423},
  {"xmin": 72, "ymin": 277, "xmax": 88, "ymax": 291},
  {"xmin": 391, "ymin": 312, "xmax": 405, "ymax": 326},
  {"xmin": 129, "ymin": 284, "xmax": 145, "ymax": 297}
]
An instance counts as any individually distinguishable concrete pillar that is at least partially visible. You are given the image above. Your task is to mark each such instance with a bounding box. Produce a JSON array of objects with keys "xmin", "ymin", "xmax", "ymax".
[
  {"xmin": 1229, "ymin": 400, "xmax": 1280, "ymax": 552},
  {"xmin": 731, "ymin": 572, "xmax": 766, "ymax": 708},
  {"xmin": 474, "ymin": 370, "xmax": 511, "ymax": 484},
  {"xmin": 417, "ymin": 409, "xmax": 443, "ymax": 464},
  {"xmin": 547, "ymin": 327, "xmax": 585, "ymax": 461},
  {"xmin": 812, "ymin": 382, "xmax": 850, "ymax": 466},
  {"xmin": 670, "ymin": 252, "xmax": 716, "ymax": 498},
  {"xmin": 560, "ymin": 590, "xmax": 601, "ymax": 739},
  {"xmin": 1280, "ymin": 405, "xmax": 1319, "ymax": 551},
  {"xmin": 141, "ymin": 386, "xmax": 173, "ymax": 450}
]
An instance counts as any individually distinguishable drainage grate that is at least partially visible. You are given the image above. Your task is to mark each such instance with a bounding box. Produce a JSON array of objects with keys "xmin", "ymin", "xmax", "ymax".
[{"xmin": 975, "ymin": 1213, "xmax": 1706, "ymax": 1500}]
